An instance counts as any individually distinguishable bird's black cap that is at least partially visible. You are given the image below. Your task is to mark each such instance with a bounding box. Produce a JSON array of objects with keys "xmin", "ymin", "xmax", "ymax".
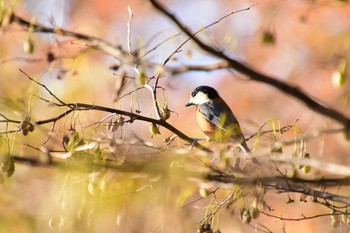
[{"xmin": 191, "ymin": 86, "xmax": 220, "ymax": 99}]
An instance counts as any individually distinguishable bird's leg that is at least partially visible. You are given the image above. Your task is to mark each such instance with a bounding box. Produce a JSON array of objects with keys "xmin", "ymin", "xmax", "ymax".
[{"xmin": 189, "ymin": 137, "xmax": 206, "ymax": 149}]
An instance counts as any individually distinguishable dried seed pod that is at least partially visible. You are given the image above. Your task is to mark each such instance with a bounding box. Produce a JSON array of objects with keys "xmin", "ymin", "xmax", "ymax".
[
  {"xmin": 331, "ymin": 58, "xmax": 347, "ymax": 88},
  {"xmin": 242, "ymin": 209, "xmax": 252, "ymax": 224},
  {"xmin": 249, "ymin": 207, "xmax": 260, "ymax": 219},
  {"xmin": 28, "ymin": 123, "xmax": 35, "ymax": 132},
  {"xmin": 135, "ymin": 70, "xmax": 147, "ymax": 87},
  {"xmin": 47, "ymin": 52, "xmax": 55, "ymax": 63},
  {"xmin": 150, "ymin": 123, "xmax": 160, "ymax": 136},
  {"xmin": 160, "ymin": 107, "xmax": 171, "ymax": 120},
  {"xmin": 19, "ymin": 120, "xmax": 29, "ymax": 130},
  {"xmin": 21, "ymin": 129, "xmax": 29, "ymax": 136},
  {"xmin": 239, "ymin": 208, "xmax": 246, "ymax": 219},
  {"xmin": 23, "ymin": 39, "xmax": 35, "ymax": 54},
  {"xmin": 302, "ymin": 165, "xmax": 311, "ymax": 174},
  {"xmin": 199, "ymin": 188, "xmax": 209, "ymax": 198},
  {"xmin": 261, "ymin": 30, "xmax": 275, "ymax": 46}
]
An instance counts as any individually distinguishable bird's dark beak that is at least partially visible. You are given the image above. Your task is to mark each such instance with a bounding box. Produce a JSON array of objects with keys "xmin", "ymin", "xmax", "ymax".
[{"xmin": 185, "ymin": 102, "xmax": 194, "ymax": 107}]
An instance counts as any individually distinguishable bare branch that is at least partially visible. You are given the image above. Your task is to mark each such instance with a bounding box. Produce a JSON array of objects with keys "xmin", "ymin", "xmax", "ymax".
[
  {"xmin": 0, "ymin": 57, "xmax": 44, "ymax": 64},
  {"xmin": 162, "ymin": 5, "xmax": 255, "ymax": 66},
  {"xmin": 35, "ymin": 108, "xmax": 75, "ymax": 125},
  {"xmin": 261, "ymin": 210, "xmax": 345, "ymax": 222},
  {"xmin": 72, "ymin": 103, "xmax": 210, "ymax": 151},
  {"xmin": 116, "ymin": 87, "xmax": 144, "ymax": 101},
  {"xmin": 267, "ymin": 182, "xmax": 350, "ymax": 205},
  {"xmin": 140, "ymin": 32, "xmax": 181, "ymax": 59},
  {"xmin": 148, "ymin": 0, "xmax": 350, "ymax": 129},
  {"xmin": 145, "ymin": 75, "xmax": 163, "ymax": 120},
  {"xmin": 19, "ymin": 69, "xmax": 68, "ymax": 106},
  {"xmin": 11, "ymin": 13, "xmax": 131, "ymax": 62},
  {"xmin": 3, "ymin": 102, "xmax": 210, "ymax": 153},
  {"xmin": 206, "ymin": 173, "xmax": 350, "ymax": 205},
  {"xmin": 282, "ymin": 127, "xmax": 344, "ymax": 146},
  {"xmin": 166, "ymin": 61, "xmax": 229, "ymax": 75},
  {"xmin": 0, "ymin": 113, "xmax": 20, "ymax": 124},
  {"xmin": 127, "ymin": 6, "xmax": 133, "ymax": 55}
]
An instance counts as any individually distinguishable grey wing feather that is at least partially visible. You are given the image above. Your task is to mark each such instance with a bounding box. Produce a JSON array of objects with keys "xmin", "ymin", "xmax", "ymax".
[
  {"xmin": 199, "ymin": 101, "xmax": 259, "ymax": 164},
  {"xmin": 198, "ymin": 101, "xmax": 239, "ymax": 131}
]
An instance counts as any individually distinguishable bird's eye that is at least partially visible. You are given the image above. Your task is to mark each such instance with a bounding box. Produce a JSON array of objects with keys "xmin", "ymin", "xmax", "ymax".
[{"xmin": 191, "ymin": 92, "xmax": 196, "ymax": 97}]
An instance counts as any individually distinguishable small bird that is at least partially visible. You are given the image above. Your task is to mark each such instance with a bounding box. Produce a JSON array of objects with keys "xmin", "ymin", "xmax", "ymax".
[{"xmin": 185, "ymin": 85, "xmax": 259, "ymax": 164}]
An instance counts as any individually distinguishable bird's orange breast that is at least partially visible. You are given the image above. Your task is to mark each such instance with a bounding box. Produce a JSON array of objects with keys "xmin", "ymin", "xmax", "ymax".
[{"xmin": 196, "ymin": 110, "xmax": 216, "ymax": 137}]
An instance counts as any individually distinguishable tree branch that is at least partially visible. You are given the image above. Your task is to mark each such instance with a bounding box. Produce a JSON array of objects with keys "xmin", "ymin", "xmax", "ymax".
[
  {"xmin": 11, "ymin": 13, "xmax": 132, "ymax": 63},
  {"xmin": 148, "ymin": 0, "xmax": 350, "ymax": 130},
  {"xmin": 73, "ymin": 103, "xmax": 209, "ymax": 149},
  {"xmin": 11, "ymin": 150, "xmax": 350, "ymax": 205},
  {"xmin": 261, "ymin": 211, "xmax": 345, "ymax": 222},
  {"xmin": 167, "ymin": 61, "xmax": 229, "ymax": 75},
  {"xmin": 28, "ymin": 102, "xmax": 210, "ymax": 153},
  {"xmin": 206, "ymin": 174, "xmax": 350, "ymax": 205}
]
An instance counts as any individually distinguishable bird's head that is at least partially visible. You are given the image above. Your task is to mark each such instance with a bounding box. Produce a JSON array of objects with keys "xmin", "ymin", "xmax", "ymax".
[{"xmin": 185, "ymin": 85, "xmax": 220, "ymax": 107}]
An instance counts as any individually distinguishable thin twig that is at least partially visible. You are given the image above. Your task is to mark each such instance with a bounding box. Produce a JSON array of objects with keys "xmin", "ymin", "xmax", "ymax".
[
  {"xmin": 261, "ymin": 211, "xmax": 345, "ymax": 221},
  {"xmin": 19, "ymin": 69, "xmax": 68, "ymax": 106},
  {"xmin": 144, "ymin": 74, "xmax": 163, "ymax": 120},
  {"xmin": 140, "ymin": 32, "xmax": 181, "ymax": 59},
  {"xmin": 105, "ymin": 183, "xmax": 151, "ymax": 199},
  {"xmin": 0, "ymin": 113, "xmax": 20, "ymax": 124},
  {"xmin": 181, "ymin": 187, "xmax": 221, "ymax": 208},
  {"xmin": 127, "ymin": 6, "xmax": 133, "ymax": 55},
  {"xmin": 245, "ymin": 124, "xmax": 294, "ymax": 141},
  {"xmin": 41, "ymin": 121, "xmax": 56, "ymax": 146},
  {"xmin": 0, "ymin": 57, "xmax": 44, "ymax": 64},
  {"xmin": 155, "ymin": 75, "xmax": 163, "ymax": 119},
  {"xmin": 11, "ymin": 13, "xmax": 130, "ymax": 62},
  {"xmin": 167, "ymin": 61, "xmax": 229, "ymax": 75},
  {"xmin": 282, "ymin": 127, "xmax": 344, "ymax": 146},
  {"xmin": 117, "ymin": 87, "xmax": 145, "ymax": 101},
  {"xmin": 162, "ymin": 5, "xmax": 256, "ymax": 66}
]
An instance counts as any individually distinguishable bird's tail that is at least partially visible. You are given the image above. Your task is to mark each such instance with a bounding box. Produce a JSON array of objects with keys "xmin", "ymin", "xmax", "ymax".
[{"xmin": 241, "ymin": 140, "xmax": 260, "ymax": 165}]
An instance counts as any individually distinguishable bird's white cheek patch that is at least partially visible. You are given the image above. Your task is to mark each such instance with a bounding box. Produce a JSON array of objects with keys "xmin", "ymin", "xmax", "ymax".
[{"xmin": 193, "ymin": 92, "xmax": 210, "ymax": 105}]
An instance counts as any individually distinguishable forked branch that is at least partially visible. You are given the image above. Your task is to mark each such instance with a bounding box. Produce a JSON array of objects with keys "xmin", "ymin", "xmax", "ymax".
[{"xmin": 148, "ymin": 0, "xmax": 350, "ymax": 130}]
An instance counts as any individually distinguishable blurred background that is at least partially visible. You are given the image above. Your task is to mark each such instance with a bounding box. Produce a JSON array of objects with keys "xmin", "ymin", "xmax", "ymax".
[{"xmin": 0, "ymin": 0, "xmax": 350, "ymax": 232}]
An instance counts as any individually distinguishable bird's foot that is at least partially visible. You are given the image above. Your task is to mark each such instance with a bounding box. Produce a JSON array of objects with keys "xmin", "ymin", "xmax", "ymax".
[{"xmin": 189, "ymin": 137, "xmax": 206, "ymax": 148}]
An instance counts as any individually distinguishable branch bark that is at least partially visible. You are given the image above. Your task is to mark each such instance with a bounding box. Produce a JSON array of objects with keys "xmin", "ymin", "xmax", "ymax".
[
  {"xmin": 33, "ymin": 102, "xmax": 211, "ymax": 153},
  {"xmin": 206, "ymin": 174, "xmax": 350, "ymax": 205},
  {"xmin": 11, "ymin": 13, "xmax": 132, "ymax": 63}
]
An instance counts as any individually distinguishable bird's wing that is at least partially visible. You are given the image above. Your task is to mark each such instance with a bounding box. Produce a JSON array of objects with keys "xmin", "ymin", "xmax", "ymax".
[
  {"xmin": 198, "ymin": 100, "xmax": 259, "ymax": 164},
  {"xmin": 197, "ymin": 100, "xmax": 239, "ymax": 131}
]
